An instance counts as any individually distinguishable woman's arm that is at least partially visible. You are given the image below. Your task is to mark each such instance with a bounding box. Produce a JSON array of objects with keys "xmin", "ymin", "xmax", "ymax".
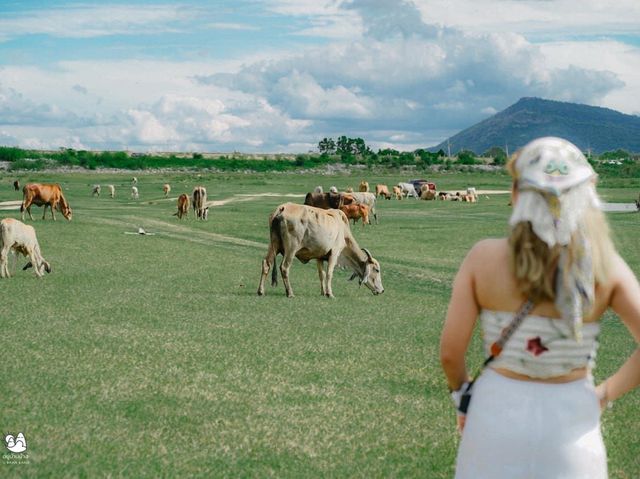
[
  {"xmin": 440, "ymin": 243, "xmax": 482, "ymax": 391},
  {"xmin": 596, "ymin": 255, "xmax": 640, "ymax": 407}
]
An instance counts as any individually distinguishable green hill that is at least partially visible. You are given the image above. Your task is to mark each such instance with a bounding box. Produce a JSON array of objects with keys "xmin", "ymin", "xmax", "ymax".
[{"xmin": 433, "ymin": 97, "xmax": 640, "ymax": 154}]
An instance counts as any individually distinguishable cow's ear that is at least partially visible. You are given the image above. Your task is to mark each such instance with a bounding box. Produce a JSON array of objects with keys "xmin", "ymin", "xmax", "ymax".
[{"xmin": 361, "ymin": 263, "xmax": 371, "ymax": 285}]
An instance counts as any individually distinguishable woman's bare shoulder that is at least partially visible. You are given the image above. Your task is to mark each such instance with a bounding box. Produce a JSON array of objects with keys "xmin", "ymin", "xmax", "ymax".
[{"xmin": 467, "ymin": 238, "xmax": 509, "ymax": 260}]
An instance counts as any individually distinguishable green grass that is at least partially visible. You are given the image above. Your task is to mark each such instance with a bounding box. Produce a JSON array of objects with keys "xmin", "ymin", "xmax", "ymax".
[{"xmin": 0, "ymin": 171, "xmax": 638, "ymax": 478}]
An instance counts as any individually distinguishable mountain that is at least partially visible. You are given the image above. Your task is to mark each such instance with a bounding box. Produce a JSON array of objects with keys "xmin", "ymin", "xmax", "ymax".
[{"xmin": 432, "ymin": 97, "xmax": 640, "ymax": 154}]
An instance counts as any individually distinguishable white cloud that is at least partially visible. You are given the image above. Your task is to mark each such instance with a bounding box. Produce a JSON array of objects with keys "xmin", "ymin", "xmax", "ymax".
[
  {"xmin": 0, "ymin": 0, "xmax": 637, "ymax": 152},
  {"xmin": 205, "ymin": 22, "xmax": 259, "ymax": 31},
  {"xmin": 413, "ymin": 0, "xmax": 640, "ymax": 37},
  {"xmin": 0, "ymin": 4, "xmax": 191, "ymax": 40}
]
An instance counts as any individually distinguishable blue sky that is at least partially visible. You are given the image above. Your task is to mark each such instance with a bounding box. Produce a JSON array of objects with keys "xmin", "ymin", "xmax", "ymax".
[{"xmin": 1, "ymin": 0, "xmax": 639, "ymax": 153}]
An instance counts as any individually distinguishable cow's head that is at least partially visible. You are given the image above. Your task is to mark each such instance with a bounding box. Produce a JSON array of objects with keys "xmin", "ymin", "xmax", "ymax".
[
  {"xmin": 62, "ymin": 205, "xmax": 73, "ymax": 221},
  {"xmin": 350, "ymin": 248, "xmax": 384, "ymax": 295}
]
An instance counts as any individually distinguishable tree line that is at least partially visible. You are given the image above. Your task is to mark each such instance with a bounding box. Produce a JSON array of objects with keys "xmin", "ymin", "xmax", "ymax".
[{"xmin": 0, "ymin": 140, "xmax": 638, "ymax": 177}]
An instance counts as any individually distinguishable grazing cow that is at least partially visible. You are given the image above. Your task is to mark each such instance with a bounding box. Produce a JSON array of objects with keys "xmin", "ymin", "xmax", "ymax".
[
  {"xmin": 329, "ymin": 186, "xmax": 338, "ymax": 194},
  {"xmin": 131, "ymin": 186, "xmax": 139, "ymax": 199},
  {"xmin": 466, "ymin": 187, "xmax": 478, "ymax": 202},
  {"xmin": 345, "ymin": 187, "xmax": 354, "ymax": 193},
  {"xmin": 375, "ymin": 184, "xmax": 391, "ymax": 200},
  {"xmin": 0, "ymin": 218, "xmax": 51, "ymax": 278},
  {"xmin": 341, "ymin": 192, "xmax": 378, "ymax": 224},
  {"xmin": 420, "ymin": 187, "xmax": 437, "ymax": 200},
  {"xmin": 340, "ymin": 203, "xmax": 370, "ymax": 227},
  {"xmin": 163, "ymin": 183, "xmax": 171, "ymax": 197},
  {"xmin": 13, "ymin": 180, "xmax": 20, "ymax": 191},
  {"xmin": 92, "ymin": 184, "xmax": 101, "ymax": 197},
  {"xmin": 107, "ymin": 184, "xmax": 115, "ymax": 198},
  {"xmin": 192, "ymin": 186, "xmax": 208, "ymax": 220},
  {"xmin": 393, "ymin": 185, "xmax": 403, "ymax": 200},
  {"xmin": 304, "ymin": 192, "xmax": 343, "ymax": 210},
  {"xmin": 21, "ymin": 183, "xmax": 72, "ymax": 221},
  {"xmin": 174, "ymin": 193, "xmax": 190, "ymax": 219},
  {"xmin": 438, "ymin": 191, "xmax": 451, "ymax": 201},
  {"xmin": 359, "ymin": 181, "xmax": 370, "ymax": 192},
  {"xmin": 132, "ymin": 177, "xmax": 138, "ymax": 185},
  {"xmin": 257, "ymin": 203, "xmax": 384, "ymax": 298},
  {"xmin": 397, "ymin": 182, "xmax": 419, "ymax": 199},
  {"xmin": 314, "ymin": 186, "xmax": 324, "ymax": 193}
]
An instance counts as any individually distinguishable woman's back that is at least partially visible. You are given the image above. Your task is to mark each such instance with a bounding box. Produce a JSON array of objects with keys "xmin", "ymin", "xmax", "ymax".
[{"xmin": 468, "ymin": 237, "xmax": 618, "ymax": 324}]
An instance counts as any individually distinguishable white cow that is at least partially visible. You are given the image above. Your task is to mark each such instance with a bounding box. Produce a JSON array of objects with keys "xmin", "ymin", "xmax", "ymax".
[
  {"xmin": 397, "ymin": 182, "xmax": 419, "ymax": 199},
  {"xmin": 163, "ymin": 183, "xmax": 171, "ymax": 197},
  {"xmin": 0, "ymin": 218, "xmax": 51, "ymax": 278},
  {"xmin": 257, "ymin": 203, "xmax": 384, "ymax": 298},
  {"xmin": 92, "ymin": 184, "xmax": 101, "ymax": 197},
  {"xmin": 131, "ymin": 186, "xmax": 139, "ymax": 199},
  {"xmin": 192, "ymin": 186, "xmax": 208, "ymax": 220},
  {"xmin": 107, "ymin": 184, "xmax": 115, "ymax": 198},
  {"xmin": 314, "ymin": 186, "xmax": 324, "ymax": 193}
]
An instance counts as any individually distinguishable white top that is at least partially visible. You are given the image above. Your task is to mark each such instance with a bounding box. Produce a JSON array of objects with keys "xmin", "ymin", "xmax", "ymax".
[{"xmin": 480, "ymin": 309, "xmax": 600, "ymax": 379}]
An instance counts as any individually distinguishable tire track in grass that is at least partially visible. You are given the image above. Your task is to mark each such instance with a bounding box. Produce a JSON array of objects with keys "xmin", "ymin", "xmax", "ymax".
[
  {"xmin": 84, "ymin": 210, "xmax": 453, "ymax": 287},
  {"xmin": 85, "ymin": 215, "xmax": 268, "ymax": 250}
]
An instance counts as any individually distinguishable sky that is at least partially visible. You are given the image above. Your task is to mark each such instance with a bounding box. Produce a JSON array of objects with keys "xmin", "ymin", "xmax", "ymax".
[{"xmin": 0, "ymin": 0, "xmax": 639, "ymax": 153}]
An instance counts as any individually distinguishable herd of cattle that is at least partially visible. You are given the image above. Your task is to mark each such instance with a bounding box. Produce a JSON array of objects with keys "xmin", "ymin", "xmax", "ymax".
[{"xmin": 1, "ymin": 177, "xmax": 478, "ymax": 298}]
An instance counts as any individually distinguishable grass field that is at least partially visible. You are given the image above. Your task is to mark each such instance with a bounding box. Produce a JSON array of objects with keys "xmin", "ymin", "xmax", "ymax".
[{"xmin": 1, "ymin": 170, "xmax": 638, "ymax": 478}]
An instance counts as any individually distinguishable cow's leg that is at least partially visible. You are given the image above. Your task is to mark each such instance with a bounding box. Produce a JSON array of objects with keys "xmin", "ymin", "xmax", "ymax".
[
  {"xmin": 324, "ymin": 253, "xmax": 339, "ymax": 298},
  {"xmin": 257, "ymin": 247, "xmax": 276, "ymax": 296},
  {"xmin": 316, "ymin": 259, "xmax": 327, "ymax": 296},
  {"xmin": 0, "ymin": 246, "xmax": 9, "ymax": 278},
  {"xmin": 280, "ymin": 251, "xmax": 295, "ymax": 298},
  {"xmin": 50, "ymin": 203, "xmax": 57, "ymax": 221},
  {"xmin": 27, "ymin": 249, "xmax": 44, "ymax": 277}
]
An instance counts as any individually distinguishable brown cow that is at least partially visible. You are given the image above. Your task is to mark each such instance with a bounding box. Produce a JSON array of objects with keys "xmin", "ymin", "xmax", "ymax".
[
  {"xmin": 392, "ymin": 185, "xmax": 403, "ymax": 200},
  {"xmin": 21, "ymin": 183, "xmax": 72, "ymax": 221},
  {"xmin": 340, "ymin": 203, "xmax": 370, "ymax": 227},
  {"xmin": 303, "ymin": 192, "xmax": 343, "ymax": 209},
  {"xmin": 375, "ymin": 184, "xmax": 391, "ymax": 200},
  {"xmin": 174, "ymin": 194, "xmax": 190, "ymax": 219},
  {"xmin": 420, "ymin": 185, "xmax": 437, "ymax": 200},
  {"xmin": 13, "ymin": 180, "xmax": 20, "ymax": 191}
]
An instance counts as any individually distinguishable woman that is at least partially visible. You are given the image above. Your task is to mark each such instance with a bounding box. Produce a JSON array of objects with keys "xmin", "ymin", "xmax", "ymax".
[{"xmin": 440, "ymin": 137, "xmax": 640, "ymax": 478}]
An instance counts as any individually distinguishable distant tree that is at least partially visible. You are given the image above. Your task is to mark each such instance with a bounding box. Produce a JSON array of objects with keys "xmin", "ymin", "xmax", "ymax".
[
  {"xmin": 457, "ymin": 150, "xmax": 478, "ymax": 165},
  {"xmin": 336, "ymin": 136, "xmax": 351, "ymax": 156},
  {"xmin": 599, "ymin": 149, "xmax": 630, "ymax": 160},
  {"xmin": 318, "ymin": 137, "xmax": 336, "ymax": 154},
  {"xmin": 483, "ymin": 146, "xmax": 508, "ymax": 165}
]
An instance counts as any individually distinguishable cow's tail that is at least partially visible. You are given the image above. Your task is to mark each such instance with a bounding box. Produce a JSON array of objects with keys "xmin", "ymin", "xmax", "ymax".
[{"xmin": 269, "ymin": 206, "xmax": 285, "ymax": 287}]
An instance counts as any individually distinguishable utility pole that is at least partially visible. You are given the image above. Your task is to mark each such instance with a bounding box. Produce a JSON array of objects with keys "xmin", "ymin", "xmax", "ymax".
[{"xmin": 447, "ymin": 138, "xmax": 451, "ymax": 159}]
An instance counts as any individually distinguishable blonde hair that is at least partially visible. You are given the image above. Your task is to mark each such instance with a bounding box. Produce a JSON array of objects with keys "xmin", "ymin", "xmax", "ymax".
[{"xmin": 507, "ymin": 156, "xmax": 616, "ymax": 301}]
